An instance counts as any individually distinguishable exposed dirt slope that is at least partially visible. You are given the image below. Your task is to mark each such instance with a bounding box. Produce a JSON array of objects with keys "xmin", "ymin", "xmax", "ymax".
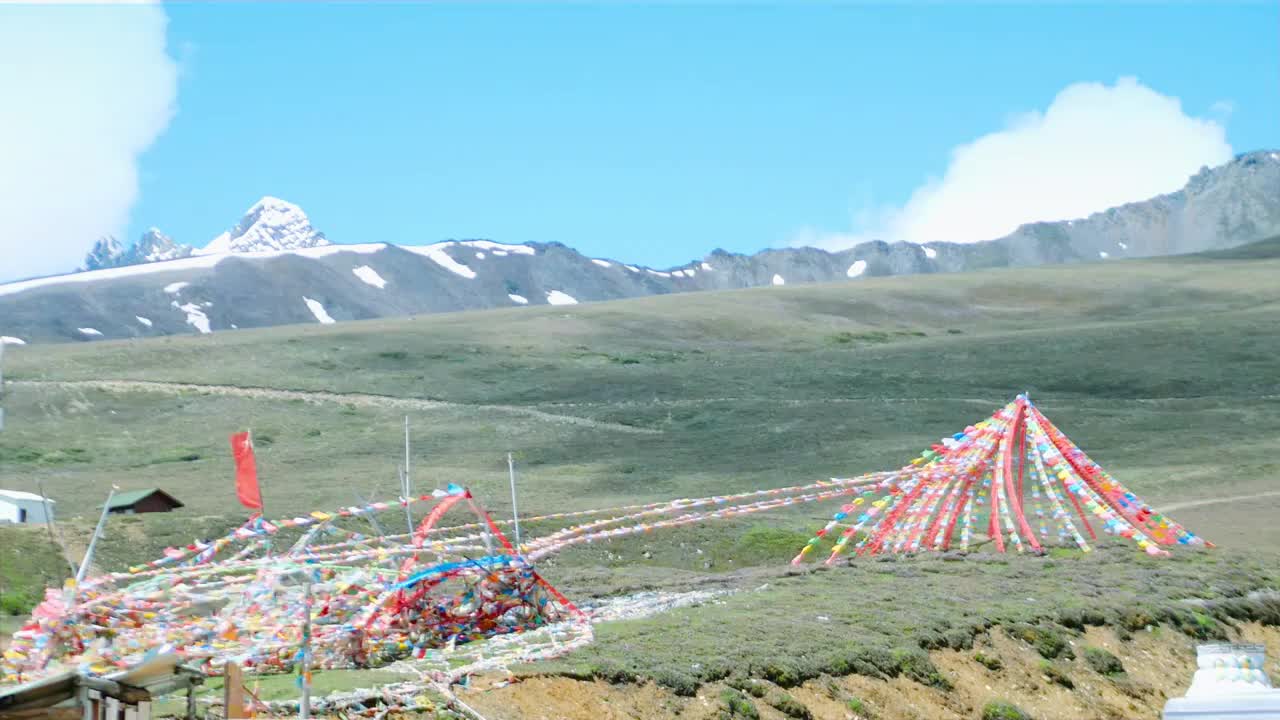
[{"xmin": 462, "ymin": 624, "xmax": 1280, "ymax": 720}]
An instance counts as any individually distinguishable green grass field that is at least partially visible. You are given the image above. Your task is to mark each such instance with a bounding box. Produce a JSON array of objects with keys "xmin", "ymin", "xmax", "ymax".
[{"xmin": 2, "ymin": 247, "xmax": 1279, "ymax": 713}]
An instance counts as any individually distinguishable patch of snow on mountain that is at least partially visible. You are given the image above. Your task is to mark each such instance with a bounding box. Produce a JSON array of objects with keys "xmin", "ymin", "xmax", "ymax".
[
  {"xmin": 198, "ymin": 196, "xmax": 329, "ymax": 255},
  {"xmin": 701, "ymin": 262, "xmax": 713, "ymax": 271},
  {"xmin": 404, "ymin": 243, "xmax": 478, "ymax": 279},
  {"xmin": 475, "ymin": 252, "xmax": 486, "ymax": 259},
  {"xmin": 492, "ymin": 250, "xmax": 509, "ymax": 257},
  {"xmin": 0, "ymin": 254, "xmax": 216, "ymax": 298},
  {"xmin": 1118, "ymin": 242, "xmax": 1128, "ymax": 250},
  {"xmin": 292, "ymin": 243, "xmax": 386, "ymax": 258},
  {"xmin": 672, "ymin": 269, "xmax": 686, "ymax": 277},
  {"xmin": 508, "ymin": 294, "xmax": 529, "ymax": 305},
  {"xmin": 202, "ymin": 232, "xmax": 232, "ymax": 255},
  {"xmin": 1099, "ymin": 251, "xmax": 1110, "ymax": 259},
  {"xmin": 591, "ymin": 259, "xmax": 612, "ymax": 268},
  {"xmin": 1, "ymin": 336, "xmax": 26, "ymax": 346},
  {"xmin": 352, "ymin": 265, "xmax": 388, "ymax": 289},
  {"xmin": 164, "ymin": 282, "xmax": 190, "ymax": 294},
  {"xmin": 922, "ymin": 246, "xmax": 937, "ymax": 259},
  {"xmin": 847, "ymin": 260, "xmax": 867, "ymax": 278},
  {"xmin": 135, "ymin": 316, "xmax": 153, "ymax": 327},
  {"xmin": 625, "ymin": 265, "xmax": 639, "ymax": 272},
  {"xmin": 4, "ymin": 241, "xmax": 403, "ymax": 300},
  {"xmin": 686, "ymin": 268, "xmax": 696, "ymax": 277},
  {"xmin": 303, "ymin": 297, "xmax": 336, "ymax": 324},
  {"xmin": 459, "ymin": 240, "xmax": 535, "ymax": 256},
  {"xmin": 78, "ymin": 328, "xmax": 103, "ymax": 337},
  {"xmin": 178, "ymin": 303, "xmax": 212, "ymax": 334},
  {"xmin": 646, "ymin": 269, "xmax": 671, "ymax": 278},
  {"xmin": 772, "ymin": 274, "xmax": 785, "ymax": 286},
  {"xmin": 545, "ymin": 290, "xmax": 578, "ymax": 305}
]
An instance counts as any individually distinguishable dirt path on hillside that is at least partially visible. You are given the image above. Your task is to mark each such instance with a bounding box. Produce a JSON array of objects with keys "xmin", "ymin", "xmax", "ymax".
[
  {"xmin": 10, "ymin": 380, "xmax": 661, "ymax": 436},
  {"xmin": 1160, "ymin": 489, "xmax": 1280, "ymax": 512},
  {"xmin": 538, "ymin": 394, "xmax": 1280, "ymax": 409}
]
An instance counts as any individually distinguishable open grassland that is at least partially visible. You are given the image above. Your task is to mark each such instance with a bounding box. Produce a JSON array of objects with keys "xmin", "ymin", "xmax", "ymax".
[{"xmin": 2, "ymin": 248, "xmax": 1279, "ymax": 716}]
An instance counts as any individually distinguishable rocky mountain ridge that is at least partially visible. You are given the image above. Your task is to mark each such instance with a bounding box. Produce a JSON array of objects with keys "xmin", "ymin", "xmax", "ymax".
[{"xmin": 1, "ymin": 150, "xmax": 1274, "ymax": 345}]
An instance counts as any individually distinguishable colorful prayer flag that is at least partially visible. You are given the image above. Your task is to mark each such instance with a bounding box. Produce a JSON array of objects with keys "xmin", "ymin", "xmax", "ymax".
[{"xmin": 230, "ymin": 431, "xmax": 262, "ymax": 511}]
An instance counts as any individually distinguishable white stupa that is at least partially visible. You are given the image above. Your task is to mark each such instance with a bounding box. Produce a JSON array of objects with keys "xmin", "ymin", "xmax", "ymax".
[{"xmin": 1164, "ymin": 644, "xmax": 1280, "ymax": 719}]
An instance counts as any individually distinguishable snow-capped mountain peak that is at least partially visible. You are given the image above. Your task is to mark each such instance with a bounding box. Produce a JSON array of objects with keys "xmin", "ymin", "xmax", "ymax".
[
  {"xmin": 82, "ymin": 235, "xmax": 125, "ymax": 271},
  {"xmin": 135, "ymin": 228, "xmax": 191, "ymax": 263},
  {"xmin": 199, "ymin": 196, "xmax": 329, "ymax": 255}
]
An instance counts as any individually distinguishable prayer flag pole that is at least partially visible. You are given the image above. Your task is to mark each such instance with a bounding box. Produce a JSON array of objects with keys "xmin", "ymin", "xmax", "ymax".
[
  {"xmin": 507, "ymin": 452, "xmax": 523, "ymax": 550},
  {"xmin": 251, "ymin": 428, "xmax": 272, "ymax": 558},
  {"xmin": 403, "ymin": 416, "xmax": 414, "ymax": 534},
  {"xmin": 299, "ymin": 574, "xmax": 313, "ymax": 719},
  {"xmin": 36, "ymin": 477, "xmax": 77, "ymax": 577},
  {"xmin": 77, "ymin": 485, "xmax": 118, "ymax": 584}
]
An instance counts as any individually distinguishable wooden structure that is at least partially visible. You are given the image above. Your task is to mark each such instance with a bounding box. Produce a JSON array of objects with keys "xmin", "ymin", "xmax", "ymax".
[
  {"xmin": 0, "ymin": 655, "xmax": 203, "ymax": 720},
  {"xmin": 105, "ymin": 490, "xmax": 184, "ymax": 515}
]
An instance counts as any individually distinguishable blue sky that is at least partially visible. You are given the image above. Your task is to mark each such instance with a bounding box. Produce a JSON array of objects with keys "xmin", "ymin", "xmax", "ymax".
[{"xmin": 4, "ymin": 2, "xmax": 1278, "ymax": 279}]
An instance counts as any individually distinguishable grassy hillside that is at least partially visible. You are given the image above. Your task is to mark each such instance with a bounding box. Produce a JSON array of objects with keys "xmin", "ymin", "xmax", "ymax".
[
  {"xmin": 1, "ymin": 248, "xmax": 1279, "ymax": 717},
  {"xmin": 3, "ymin": 250, "xmax": 1279, "ymax": 544},
  {"xmin": 0, "ymin": 527, "xmax": 68, "ymax": 617}
]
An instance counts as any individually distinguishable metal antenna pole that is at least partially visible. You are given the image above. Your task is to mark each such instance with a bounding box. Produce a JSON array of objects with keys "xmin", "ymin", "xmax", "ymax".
[
  {"xmin": 507, "ymin": 453, "xmax": 522, "ymax": 550},
  {"xmin": 77, "ymin": 485, "xmax": 117, "ymax": 584}
]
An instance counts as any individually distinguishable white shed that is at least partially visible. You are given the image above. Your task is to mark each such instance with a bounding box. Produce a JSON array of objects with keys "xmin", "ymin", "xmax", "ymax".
[{"xmin": 0, "ymin": 489, "xmax": 55, "ymax": 524}]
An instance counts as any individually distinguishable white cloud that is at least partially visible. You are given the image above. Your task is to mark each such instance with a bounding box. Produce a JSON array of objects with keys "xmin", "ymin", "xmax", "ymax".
[
  {"xmin": 1209, "ymin": 99, "xmax": 1235, "ymax": 120},
  {"xmin": 0, "ymin": 2, "xmax": 178, "ymax": 282},
  {"xmin": 798, "ymin": 77, "xmax": 1232, "ymax": 250}
]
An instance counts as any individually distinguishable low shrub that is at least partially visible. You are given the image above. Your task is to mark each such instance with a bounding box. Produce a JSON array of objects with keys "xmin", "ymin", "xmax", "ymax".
[
  {"xmin": 1083, "ymin": 647, "xmax": 1125, "ymax": 676},
  {"xmin": 973, "ymin": 651, "xmax": 1003, "ymax": 671},
  {"xmin": 1008, "ymin": 623, "xmax": 1074, "ymax": 660},
  {"xmin": 847, "ymin": 696, "xmax": 875, "ymax": 718},
  {"xmin": 726, "ymin": 677, "xmax": 767, "ymax": 698},
  {"xmin": 1038, "ymin": 659, "xmax": 1074, "ymax": 689},
  {"xmin": 718, "ymin": 688, "xmax": 759, "ymax": 719},
  {"xmin": 982, "ymin": 700, "xmax": 1032, "ymax": 720},
  {"xmin": 1056, "ymin": 606, "xmax": 1107, "ymax": 630},
  {"xmin": 891, "ymin": 648, "xmax": 953, "ymax": 690},
  {"xmin": 652, "ymin": 669, "xmax": 698, "ymax": 697},
  {"xmin": 766, "ymin": 692, "xmax": 812, "ymax": 720}
]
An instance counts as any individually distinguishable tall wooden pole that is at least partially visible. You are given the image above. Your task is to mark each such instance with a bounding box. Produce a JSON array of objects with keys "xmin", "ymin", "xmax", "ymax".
[
  {"xmin": 223, "ymin": 662, "xmax": 245, "ymax": 720},
  {"xmin": 36, "ymin": 477, "xmax": 76, "ymax": 577}
]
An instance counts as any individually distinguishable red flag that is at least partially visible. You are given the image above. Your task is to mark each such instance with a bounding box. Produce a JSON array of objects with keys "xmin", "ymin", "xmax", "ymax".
[{"xmin": 230, "ymin": 432, "xmax": 262, "ymax": 511}]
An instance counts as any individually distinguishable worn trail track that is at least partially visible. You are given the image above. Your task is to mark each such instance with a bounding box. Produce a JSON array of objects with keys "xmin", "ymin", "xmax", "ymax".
[
  {"xmin": 1159, "ymin": 490, "xmax": 1280, "ymax": 512},
  {"xmin": 10, "ymin": 379, "xmax": 662, "ymax": 435}
]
